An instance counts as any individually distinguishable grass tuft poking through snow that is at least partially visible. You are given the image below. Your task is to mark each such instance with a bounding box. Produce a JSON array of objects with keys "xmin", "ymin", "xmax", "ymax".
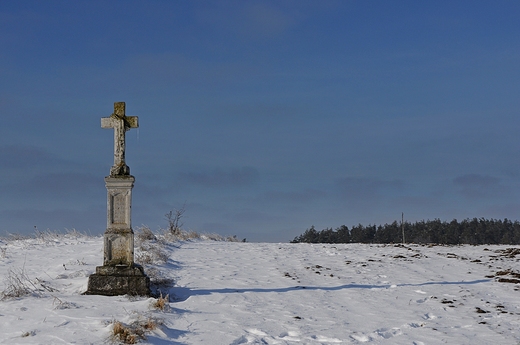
[
  {"xmin": 2, "ymin": 266, "xmax": 40, "ymax": 299},
  {"xmin": 112, "ymin": 317, "xmax": 161, "ymax": 344},
  {"xmin": 151, "ymin": 292, "xmax": 170, "ymax": 312},
  {"xmin": 112, "ymin": 320, "xmax": 140, "ymax": 344}
]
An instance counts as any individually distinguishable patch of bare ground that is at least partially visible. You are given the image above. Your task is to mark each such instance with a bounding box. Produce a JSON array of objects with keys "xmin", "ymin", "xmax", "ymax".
[
  {"xmin": 486, "ymin": 268, "xmax": 520, "ymax": 284},
  {"xmin": 495, "ymin": 247, "xmax": 520, "ymax": 258}
]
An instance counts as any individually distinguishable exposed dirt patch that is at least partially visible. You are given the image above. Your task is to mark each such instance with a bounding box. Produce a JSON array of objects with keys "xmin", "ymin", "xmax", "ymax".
[
  {"xmin": 495, "ymin": 248, "xmax": 520, "ymax": 258},
  {"xmin": 487, "ymin": 268, "xmax": 520, "ymax": 284}
]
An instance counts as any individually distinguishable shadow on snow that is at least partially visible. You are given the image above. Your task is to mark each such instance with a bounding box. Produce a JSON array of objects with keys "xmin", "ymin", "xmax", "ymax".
[{"xmin": 170, "ymin": 279, "xmax": 492, "ymax": 302}]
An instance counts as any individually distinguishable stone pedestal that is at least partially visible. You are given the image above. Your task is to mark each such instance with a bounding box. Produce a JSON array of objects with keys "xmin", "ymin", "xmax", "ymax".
[
  {"xmin": 86, "ymin": 264, "xmax": 150, "ymax": 296},
  {"xmin": 104, "ymin": 176, "xmax": 135, "ymax": 266},
  {"xmin": 86, "ymin": 175, "xmax": 150, "ymax": 296}
]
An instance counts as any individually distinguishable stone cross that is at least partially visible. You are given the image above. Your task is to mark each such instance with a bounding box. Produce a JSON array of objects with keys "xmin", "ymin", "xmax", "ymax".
[
  {"xmin": 86, "ymin": 101, "xmax": 150, "ymax": 296},
  {"xmin": 101, "ymin": 102, "xmax": 139, "ymax": 176}
]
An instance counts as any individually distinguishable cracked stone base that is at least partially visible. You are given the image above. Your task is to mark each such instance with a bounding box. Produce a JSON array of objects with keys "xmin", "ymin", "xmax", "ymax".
[{"xmin": 85, "ymin": 264, "xmax": 150, "ymax": 296}]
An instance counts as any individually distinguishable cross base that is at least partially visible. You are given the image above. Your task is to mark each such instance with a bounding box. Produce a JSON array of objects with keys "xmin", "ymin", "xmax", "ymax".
[{"xmin": 85, "ymin": 264, "xmax": 150, "ymax": 296}]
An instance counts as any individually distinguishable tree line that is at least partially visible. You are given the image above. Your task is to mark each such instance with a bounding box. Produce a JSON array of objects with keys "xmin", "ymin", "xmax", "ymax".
[{"xmin": 291, "ymin": 218, "xmax": 520, "ymax": 245}]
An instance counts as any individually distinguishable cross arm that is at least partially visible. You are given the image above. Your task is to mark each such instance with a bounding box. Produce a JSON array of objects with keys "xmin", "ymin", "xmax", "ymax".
[
  {"xmin": 101, "ymin": 115, "xmax": 139, "ymax": 129},
  {"xmin": 101, "ymin": 117, "xmax": 115, "ymax": 129},
  {"xmin": 125, "ymin": 116, "xmax": 139, "ymax": 128}
]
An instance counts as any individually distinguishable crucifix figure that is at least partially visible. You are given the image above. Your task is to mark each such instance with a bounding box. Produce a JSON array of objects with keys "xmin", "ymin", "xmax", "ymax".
[{"xmin": 101, "ymin": 102, "xmax": 139, "ymax": 176}]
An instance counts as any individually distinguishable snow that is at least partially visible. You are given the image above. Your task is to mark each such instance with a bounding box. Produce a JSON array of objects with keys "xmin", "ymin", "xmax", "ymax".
[{"xmin": 0, "ymin": 232, "xmax": 519, "ymax": 344}]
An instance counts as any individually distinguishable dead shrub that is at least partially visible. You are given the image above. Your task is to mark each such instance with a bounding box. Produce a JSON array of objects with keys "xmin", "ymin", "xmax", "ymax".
[
  {"xmin": 152, "ymin": 293, "xmax": 170, "ymax": 311},
  {"xmin": 142, "ymin": 318, "xmax": 158, "ymax": 330},
  {"xmin": 165, "ymin": 205, "xmax": 185, "ymax": 235},
  {"xmin": 112, "ymin": 321, "xmax": 144, "ymax": 344},
  {"xmin": 2, "ymin": 267, "xmax": 41, "ymax": 299},
  {"xmin": 112, "ymin": 317, "xmax": 160, "ymax": 344}
]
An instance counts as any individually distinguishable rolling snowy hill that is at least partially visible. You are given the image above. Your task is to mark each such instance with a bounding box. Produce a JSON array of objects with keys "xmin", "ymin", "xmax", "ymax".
[{"xmin": 0, "ymin": 232, "xmax": 519, "ymax": 344}]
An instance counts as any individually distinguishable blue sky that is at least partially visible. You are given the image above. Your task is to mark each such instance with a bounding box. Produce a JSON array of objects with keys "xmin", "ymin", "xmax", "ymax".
[{"xmin": 1, "ymin": 1, "xmax": 520, "ymax": 242}]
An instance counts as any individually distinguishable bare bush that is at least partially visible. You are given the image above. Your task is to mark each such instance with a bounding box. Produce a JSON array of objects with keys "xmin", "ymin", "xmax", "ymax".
[
  {"xmin": 165, "ymin": 205, "xmax": 185, "ymax": 235},
  {"xmin": 2, "ymin": 266, "xmax": 41, "ymax": 299}
]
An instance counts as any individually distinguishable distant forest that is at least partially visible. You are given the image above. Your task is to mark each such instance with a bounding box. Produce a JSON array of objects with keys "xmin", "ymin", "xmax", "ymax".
[{"xmin": 291, "ymin": 218, "xmax": 520, "ymax": 245}]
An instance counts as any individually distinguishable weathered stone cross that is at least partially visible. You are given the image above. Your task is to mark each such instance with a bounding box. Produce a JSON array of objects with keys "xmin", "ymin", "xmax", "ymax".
[
  {"xmin": 86, "ymin": 101, "xmax": 150, "ymax": 296},
  {"xmin": 101, "ymin": 102, "xmax": 139, "ymax": 176}
]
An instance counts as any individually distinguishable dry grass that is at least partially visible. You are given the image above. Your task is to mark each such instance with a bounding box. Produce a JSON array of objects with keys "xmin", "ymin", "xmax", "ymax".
[
  {"xmin": 163, "ymin": 228, "xmax": 240, "ymax": 242},
  {"xmin": 5, "ymin": 232, "xmax": 30, "ymax": 241},
  {"xmin": 1, "ymin": 266, "xmax": 41, "ymax": 299},
  {"xmin": 135, "ymin": 224, "xmax": 242, "ymax": 267},
  {"xmin": 2, "ymin": 228, "xmax": 88, "ymax": 243},
  {"xmin": 141, "ymin": 318, "xmax": 158, "ymax": 331},
  {"xmin": 152, "ymin": 293, "xmax": 170, "ymax": 311},
  {"xmin": 112, "ymin": 317, "xmax": 161, "ymax": 344},
  {"xmin": 134, "ymin": 226, "xmax": 169, "ymax": 266},
  {"xmin": 113, "ymin": 321, "xmax": 139, "ymax": 344},
  {"xmin": 135, "ymin": 226, "xmax": 156, "ymax": 243},
  {"xmin": 135, "ymin": 243, "xmax": 169, "ymax": 266},
  {"xmin": 163, "ymin": 229, "xmax": 200, "ymax": 242}
]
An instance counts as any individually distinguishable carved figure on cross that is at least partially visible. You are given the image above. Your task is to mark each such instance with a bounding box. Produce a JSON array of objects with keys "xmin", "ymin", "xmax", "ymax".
[{"xmin": 101, "ymin": 102, "xmax": 139, "ymax": 176}]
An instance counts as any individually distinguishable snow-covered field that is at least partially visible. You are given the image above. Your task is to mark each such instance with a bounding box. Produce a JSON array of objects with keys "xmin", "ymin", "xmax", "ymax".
[{"xmin": 0, "ymin": 232, "xmax": 519, "ymax": 344}]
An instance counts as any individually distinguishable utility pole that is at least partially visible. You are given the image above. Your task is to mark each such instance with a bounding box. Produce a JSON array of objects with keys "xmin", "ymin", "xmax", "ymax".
[{"xmin": 401, "ymin": 212, "xmax": 405, "ymax": 244}]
